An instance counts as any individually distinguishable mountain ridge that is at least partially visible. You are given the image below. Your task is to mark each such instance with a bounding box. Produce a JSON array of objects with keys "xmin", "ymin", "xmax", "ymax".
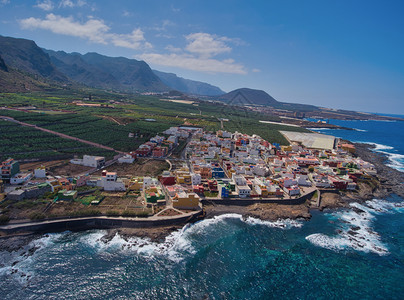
[{"xmin": 153, "ymin": 70, "xmax": 225, "ymax": 96}]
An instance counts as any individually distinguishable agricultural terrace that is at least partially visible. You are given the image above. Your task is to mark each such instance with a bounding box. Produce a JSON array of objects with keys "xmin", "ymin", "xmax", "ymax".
[{"xmin": 0, "ymin": 91, "xmax": 310, "ymax": 160}]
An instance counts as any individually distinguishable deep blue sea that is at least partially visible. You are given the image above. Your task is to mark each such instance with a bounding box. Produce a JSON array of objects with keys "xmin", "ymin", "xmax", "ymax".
[{"xmin": 1, "ymin": 117, "xmax": 403, "ymax": 299}]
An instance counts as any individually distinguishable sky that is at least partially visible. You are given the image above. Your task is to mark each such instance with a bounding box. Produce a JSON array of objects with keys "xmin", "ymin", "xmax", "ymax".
[{"xmin": 0, "ymin": 0, "xmax": 403, "ymax": 114}]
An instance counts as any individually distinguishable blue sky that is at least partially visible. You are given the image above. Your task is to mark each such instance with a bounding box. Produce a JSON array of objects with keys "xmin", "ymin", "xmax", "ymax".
[{"xmin": 0, "ymin": 0, "xmax": 403, "ymax": 114}]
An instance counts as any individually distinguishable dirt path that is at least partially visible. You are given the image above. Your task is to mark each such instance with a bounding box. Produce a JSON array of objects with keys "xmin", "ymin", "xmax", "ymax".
[{"xmin": 0, "ymin": 115, "xmax": 124, "ymax": 154}]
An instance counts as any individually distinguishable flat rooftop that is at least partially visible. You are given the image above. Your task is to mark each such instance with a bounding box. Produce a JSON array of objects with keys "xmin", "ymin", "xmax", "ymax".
[{"xmin": 280, "ymin": 131, "xmax": 336, "ymax": 150}]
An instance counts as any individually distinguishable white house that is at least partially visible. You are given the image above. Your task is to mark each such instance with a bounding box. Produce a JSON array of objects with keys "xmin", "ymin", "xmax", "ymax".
[
  {"xmin": 283, "ymin": 185, "xmax": 300, "ymax": 196},
  {"xmin": 232, "ymin": 174, "xmax": 247, "ymax": 186},
  {"xmin": 97, "ymin": 171, "xmax": 125, "ymax": 191},
  {"xmin": 191, "ymin": 173, "xmax": 202, "ymax": 185},
  {"xmin": 71, "ymin": 155, "xmax": 105, "ymax": 168},
  {"xmin": 296, "ymin": 175, "xmax": 312, "ymax": 187},
  {"xmin": 34, "ymin": 167, "xmax": 47, "ymax": 178},
  {"xmin": 11, "ymin": 173, "xmax": 32, "ymax": 185},
  {"xmin": 118, "ymin": 155, "xmax": 134, "ymax": 164},
  {"xmin": 236, "ymin": 185, "xmax": 251, "ymax": 198}
]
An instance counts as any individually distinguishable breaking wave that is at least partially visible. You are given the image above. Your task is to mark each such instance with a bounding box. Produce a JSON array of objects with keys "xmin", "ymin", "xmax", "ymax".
[
  {"xmin": 359, "ymin": 142, "xmax": 404, "ymax": 172},
  {"xmin": 80, "ymin": 214, "xmax": 304, "ymax": 262},
  {"xmin": 306, "ymin": 200, "xmax": 403, "ymax": 255},
  {"xmin": 0, "ymin": 233, "xmax": 64, "ymax": 284}
]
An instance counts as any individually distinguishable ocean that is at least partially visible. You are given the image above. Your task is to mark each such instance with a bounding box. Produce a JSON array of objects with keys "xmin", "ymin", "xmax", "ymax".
[{"xmin": 1, "ymin": 117, "xmax": 403, "ymax": 299}]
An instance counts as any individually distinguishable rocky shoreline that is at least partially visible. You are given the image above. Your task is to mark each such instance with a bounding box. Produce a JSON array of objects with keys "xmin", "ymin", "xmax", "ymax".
[{"xmin": 1, "ymin": 142, "xmax": 402, "ymax": 251}]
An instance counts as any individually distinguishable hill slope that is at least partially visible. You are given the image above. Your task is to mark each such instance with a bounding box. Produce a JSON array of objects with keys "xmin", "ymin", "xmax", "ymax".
[
  {"xmin": 0, "ymin": 35, "xmax": 66, "ymax": 82},
  {"xmin": 153, "ymin": 70, "xmax": 225, "ymax": 96},
  {"xmin": 217, "ymin": 88, "xmax": 279, "ymax": 106},
  {"xmin": 45, "ymin": 50, "xmax": 169, "ymax": 92}
]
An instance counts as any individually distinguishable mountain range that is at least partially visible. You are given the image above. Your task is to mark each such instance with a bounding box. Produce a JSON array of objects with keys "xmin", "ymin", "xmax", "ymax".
[{"xmin": 0, "ymin": 35, "xmax": 224, "ymax": 96}]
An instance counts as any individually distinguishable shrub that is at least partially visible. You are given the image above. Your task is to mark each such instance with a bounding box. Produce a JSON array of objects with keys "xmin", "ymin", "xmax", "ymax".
[
  {"xmin": 0, "ymin": 214, "xmax": 10, "ymax": 224},
  {"xmin": 30, "ymin": 212, "xmax": 46, "ymax": 220},
  {"xmin": 105, "ymin": 210, "xmax": 120, "ymax": 216}
]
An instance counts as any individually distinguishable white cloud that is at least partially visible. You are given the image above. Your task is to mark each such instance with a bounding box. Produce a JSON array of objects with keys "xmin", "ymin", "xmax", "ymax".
[
  {"xmin": 19, "ymin": 14, "xmax": 151, "ymax": 50},
  {"xmin": 138, "ymin": 32, "xmax": 247, "ymax": 74},
  {"xmin": 1, "ymin": 0, "xmax": 10, "ymax": 5},
  {"xmin": 165, "ymin": 45, "xmax": 182, "ymax": 52},
  {"xmin": 153, "ymin": 20, "xmax": 175, "ymax": 32},
  {"xmin": 110, "ymin": 29, "xmax": 152, "ymax": 50},
  {"xmin": 252, "ymin": 68, "xmax": 261, "ymax": 73},
  {"xmin": 59, "ymin": 0, "xmax": 86, "ymax": 8},
  {"xmin": 138, "ymin": 53, "xmax": 246, "ymax": 74},
  {"xmin": 35, "ymin": 0, "xmax": 54, "ymax": 11},
  {"xmin": 185, "ymin": 33, "xmax": 231, "ymax": 58},
  {"xmin": 122, "ymin": 10, "xmax": 132, "ymax": 17}
]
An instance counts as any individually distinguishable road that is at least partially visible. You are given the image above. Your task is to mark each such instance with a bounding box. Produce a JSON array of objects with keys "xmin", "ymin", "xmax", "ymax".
[{"xmin": 0, "ymin": 115, "xmax": 125, "ymax": 154}]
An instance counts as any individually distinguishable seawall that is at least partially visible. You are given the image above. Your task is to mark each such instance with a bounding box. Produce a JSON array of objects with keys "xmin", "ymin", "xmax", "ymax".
[{"xmin": 0, "ymin": 211, "xmax": 203, "ymax": 235}]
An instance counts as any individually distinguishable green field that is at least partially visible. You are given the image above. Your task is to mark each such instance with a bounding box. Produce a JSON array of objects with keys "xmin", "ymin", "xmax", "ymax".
[
  {"xmin": 0, "ymin": 90, "xmax": 311, "ymax": 161},
  {"xmin": 0, "ymin": 120, "xmax": 115, "ymax": 161}
]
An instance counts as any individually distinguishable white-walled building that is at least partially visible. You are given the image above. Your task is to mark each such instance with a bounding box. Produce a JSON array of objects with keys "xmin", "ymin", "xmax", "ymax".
[
  {"xmin": 34, "ymin": 167, "xmax": 47, "ymax": 178},
  {"xmin": 236, "ymin": 185, "xmax": 251, "ymax": 198},
  {"xmin": 97, "ymin": 171, "xmax": 125, "ymax": 191},
  {"xmin": 118, "ymin": 155, "xmax": 134, "ymax": 164},
  {"xmin": 70, "ymin": 155, "xmax": 105, "ymax": 168},
  {"xmin": 191, "ymin": 173, "xmax": 202, "ymax": 185}
]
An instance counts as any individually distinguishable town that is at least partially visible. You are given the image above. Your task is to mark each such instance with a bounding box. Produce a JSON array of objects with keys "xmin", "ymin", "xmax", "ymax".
[{"xmin": 0, "ymin": 126, "xmax": 378, "ymax": 223}]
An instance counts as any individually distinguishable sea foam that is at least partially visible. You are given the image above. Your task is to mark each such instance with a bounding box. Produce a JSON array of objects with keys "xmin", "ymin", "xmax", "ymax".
[
  {"xmin": 305, "ymin": 201, "xmax": 402, "ymax": 256},
  {"xmin": 80, "ymin": 214, "xmax": 304, "ymax": 262}
]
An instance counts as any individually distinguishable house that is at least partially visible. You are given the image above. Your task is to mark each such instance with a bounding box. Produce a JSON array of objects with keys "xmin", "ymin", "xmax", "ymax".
[
  {"xmin": 152, "ymin": 146, "xmax": 167, "ymax": 158},
  {"xmin": 218, "ymin": 184, "xmax": 230, "ymax": 198},
  {"xmin": 159, "ymin": 172, "xmax": 176, "ymax": 186},
  {"xmin": 0, "ymin": 158, "xmax": 20, "ymax": 182},
  {"xmin": 283, "ymin": 185, "xmax": 300, "ymax": 196},
  {"xmin": 25, "ymin": 183, "xmax": 52, "ymax": 199},
  {"xmin": 296, "ymin": 175, "xmax": 312, "ymax": 187},
  {"xmin": 145, "ymin": 186, "xmax": 165, "ymax": 203},
  {"xmin": 128, "ymin": 177, "xmax": 144, "ymax": 192},
  {"xmin": 236, "ymin": 185, "xmax": 251, "ymax": 198},
  {"xmin": 118, "ymin": 154, "xmax": 135, "ymax": 164},
  {"xmin": 82, "ymin": 155, "xmax": 105, "ymax": 168},
  {"xmin": 7, "ymin": 189, "xmax": 25, "ymax": 201},
  {"xmin": 58, "ymin": 178, "xmax": 73, "ymax": 190},
  {"xmin": 172, "ymin": 192, "xmax": 200, "ymax": 210},
  {"xmin": 47, "ymin": 179, "xmax": 63, "ymax": 192},
  {"xmin": 11, "ymin": 173, "xmax": 32, "ymax": 185},
  {"xmin": 191, "ymin": 173, "xmax": 202, "ymax": 185},
  {"xmin": 70, "ymin": 155, "xmax": 105, "ymax": 168},
  {"xmin": 232, "ymin": 174, "xmax": 247, "ymax": 186},
  {"xmin": 98, "ymin": 171, "xmax": 125, "ymax": 191},
  {"xmin": 57, "ymin": 189, "xmax": 78, "ymax": 201},
  {"xmin": 34, "ymin": 166, "xmax": 47, "ymax": 178}
]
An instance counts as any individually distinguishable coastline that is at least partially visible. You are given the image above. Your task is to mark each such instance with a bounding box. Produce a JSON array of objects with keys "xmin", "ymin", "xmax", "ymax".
[{"xmin": 1, "ymin": 142, "xmax": 403, "ymax": 251}]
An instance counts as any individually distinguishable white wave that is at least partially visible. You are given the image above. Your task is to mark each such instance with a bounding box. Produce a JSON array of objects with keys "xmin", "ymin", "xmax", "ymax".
[
  {"xmin": 245, "ymin": 217, "xmax": 303, "ymax": 229},
  {"xmin": 353, "ymin": 128, "xmax": 367, "ymax": 132},
  {"xmin": 358, "ymin": 142, "xmax": 404, "ymax": 172},
  {"xmin": 306, "ymin": 128, "xmax": 333, "ymax": 131},
  {"xmin": 364, "ymin": 199, "xmax": 404, "ymax": 213},
  {"xmin": 306, "ymin": 202, "xmax": 392, "ymax": 256},
  {"xmin": 372, "ymin": 143, "xmax": 394, "ymax": 151},
  {"xmin": 0, "ymin": 233, "xmax": 65, "ymax": 284},
  {"xmin": 80, "ymin": 214, "xmax": 304, "ymax": 262}
]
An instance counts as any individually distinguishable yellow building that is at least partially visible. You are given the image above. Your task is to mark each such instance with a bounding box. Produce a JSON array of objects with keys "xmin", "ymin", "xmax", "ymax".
[
  {"xmin": 128, "ymin": 177, "xmax": 143, "ymax": 192},
  {"xmin": 172, "ymin": 192, "xmax": 200, "ymax": 210},
  {"xmin": 281, "ymin": 145, "xmax": 292, "ymax": 152},
  {"xmin": 176, "ymin": 170, "xmax": 192, "ymax": 185},
  {"xmin": 47, "ymin": 179, "xmax": 63, "ymax": 192}
]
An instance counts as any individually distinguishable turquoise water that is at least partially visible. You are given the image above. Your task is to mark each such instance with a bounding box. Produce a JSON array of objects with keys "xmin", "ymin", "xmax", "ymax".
[{"xmin": 1, "ymin": 118, "xmax": 404, "ymax": 299}]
